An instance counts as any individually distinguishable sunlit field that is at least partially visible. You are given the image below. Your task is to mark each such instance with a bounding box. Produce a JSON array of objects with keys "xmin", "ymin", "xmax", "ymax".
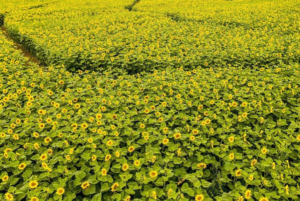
[{"xmin": 1, "ymin": 0, "xmax": 300, "ymax": 200}]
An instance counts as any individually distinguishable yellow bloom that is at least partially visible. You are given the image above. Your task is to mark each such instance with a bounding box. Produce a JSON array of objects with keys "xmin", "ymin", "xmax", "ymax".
[
  {"xmin": 92, "ymin": 155, "xmax": 97, "ymax": 161},
  {"xmin": 56, "ymin": 188, "xmax": 65, "ymax": 195},
  {"xmin": 229, "ymin": 153, "xmax": 234, "ymax": 160},
  {"xmin": 29, "ymin": 181, "xmax": 39, "ymax": 189},
  {"xmin": 174, "ymin": 133, "xmax": 181, "ymax": 140},
  {"xmin": 128, "ymin": 146, "xmax": 135, "ymax": 153},
  {"xmin": 40, "ymin": 154, "xmax": 47, "ymax": 161},
  {"xmin": 259, "ymin": 198, "xmax": 269, "ymax": 201},
  {"xmin": 245, "ymin": 190, "xmax": 251, "ymax": 199},
  {"xmin": 122, "ymin": 164, "xmax": 129, "ymax": 171},
  {"xmin": 134, "ymin": 160, "xmax": 140, "ymax": 166},
  {"xmin": 31, "ymin": 197, "xmax": 39, "ymax": 201},
  {"xmin": 228, "ymin": 136, "xmax": 235, "ymax": 143},
  {"xmin": 248, "ymin": 175, "xmax": 254, "ymax": 181},
  {"xmin": 101, "ymin": 168, "xmax": 107, "ymax": 176},
  {"xmin": 162, "ymin": 138, "xmax": 169, "ymax": 145},
  {"xmin": 107, "ymin": 140, "xmax": 113, "ymax": 146},
  {"xmin": 235, "ymin": 169, "xmax": 242, "ymax": 177},
  {"xmin": 44, "ymin": 137, "xmax": 52, "ymax": 144},
  {"xmin": 261, "ymin": 148, "xmax": 268, "ymax": 154},
  {"xmin": 197, "ymin": 163, "xmax": 207, "ymax": 169},
  {"xmin": 251, "ymin": 159, "xmax": 257, "ymax": 166},
  {"xmin": 5, "ymin": 193, "xmax": 14, "ymax": 201},
  {"xmin": 149, "ymin": 170, "xmax": 158, "ymax": 178},
  {"xmin": 81, "ymin": 181, "xmax": 90, "ymax": 189},
  {"xmin": 195, "ymin": 194, "xmax": 204, "ymax": 201},
  {"xmin": 39, "ymin": 123, "xmax": 45, "ymax": 129},
  {"xmin": 105, "ymin": 154, "xmax": 111, "ymax": 161},
  {"xmin": 2, "ymin": 175, "xmax": 9, "ymax": 182},
  {"xmin": 18, "ymin": 163, "xmax": 26, "ymax": 170},
  {"xmin": 111, "ymin": 182, "xmax": 119, "ymax": 192}
]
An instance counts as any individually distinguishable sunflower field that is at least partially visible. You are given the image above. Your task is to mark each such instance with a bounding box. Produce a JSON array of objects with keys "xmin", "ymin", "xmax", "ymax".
[{"xmin": 1, "ymin": 0, "xmax": 300, "ymax": 201}]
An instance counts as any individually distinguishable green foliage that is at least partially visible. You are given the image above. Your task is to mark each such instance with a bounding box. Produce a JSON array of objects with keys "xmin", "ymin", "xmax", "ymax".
[
  {"xmin": 1, "ymin": 1, "xmax": 300, "ymax": 201},
  {"xmin": 125, "ymin": 0, "xmax": 141, "ymax": 11},
  {"xmin": 1, "ymin": 0, "xmax": 300, "ymax": 72},
  {"xmin": 0, "ymin": 14, "xmax": 4, "ymax": 26},
  {"xmin": 2, "ymin": 30, "xmax": 300, "ymax": 200}
]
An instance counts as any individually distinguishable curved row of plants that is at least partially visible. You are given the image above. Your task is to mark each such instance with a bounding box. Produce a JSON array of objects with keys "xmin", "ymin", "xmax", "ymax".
[
  {"xmin": 2, "ymin": 0, "xmax": 300, "ymax": 73},
  {"xmin": 2, "ymin": 30, "xmax": 300, "ymax": 200}
]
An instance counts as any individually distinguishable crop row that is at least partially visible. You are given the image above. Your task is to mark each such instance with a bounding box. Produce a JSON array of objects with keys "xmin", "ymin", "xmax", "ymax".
[
  {"xmin": 2, "ymin": 28, "xmax": 300, "ymax": 200},
  {"xmin": 1, "ymin": 0, "xmax": 300, "ymax": 72}
]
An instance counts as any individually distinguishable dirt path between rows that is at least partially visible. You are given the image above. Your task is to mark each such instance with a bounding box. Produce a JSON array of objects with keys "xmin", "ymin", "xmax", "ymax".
[{"xmin": 1, "ymin": 25, "xmax": 41, "ymax": 67}]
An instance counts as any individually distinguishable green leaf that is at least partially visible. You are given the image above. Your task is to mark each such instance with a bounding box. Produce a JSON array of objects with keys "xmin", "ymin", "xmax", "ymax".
[
  {"xmin": 83, "ymin": 184, "xmax": 96, "ymax": 195},
  {"xmin": 92, "ymin": 193, "xmax": 102, "ymax": 201},
  {"xmin": 201, "ymin": 179, "xmax": 212, "ymax": 188}
]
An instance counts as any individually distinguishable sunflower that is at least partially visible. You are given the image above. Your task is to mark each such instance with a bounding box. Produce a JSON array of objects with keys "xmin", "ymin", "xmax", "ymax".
[
  {"xmin": 91, "ymin": 155, "xmax": 97, "ymax": 161},
  {"xmin": 5, "ymin": 193, "xmax": 14, "ymax": 201},
  {"xmin": 81, "ymin": 123, "xmax": 88, "ymax": 129},
  {"xmin": 245, "ymin": 190, "xmax": 251, "ymax": 199},
  {"xmin": 229, "ymin": 153, "xmax": 234, "ymax": 160},
  {"xmin": 251, "ymin": 159, "xmax": 257, "ymax": 166},
  {"xmin": 39, "ymin": 123, "xmax": 45, "ymax": 129},
  {"xmin": 31, "ymin": 197, "xmax": 39, "ymax": 201},
  {"xmin": 44, "ymin": 137, "xmax": 52, "ymax": 144},
  {"xmin": 134, "ymin": 160, "xmax": 140, "ymax": 166},
  {"xmin": 174, "ymin": 133, "xmax": 181, "ymax": 140},
  {"xmin": 160, "ymin": 138, "xmax": 169, "ymax": 145},
  {"xmin": 40, "ymin": 154, "xmax": 47, "ymax": 161},
  {"xmin": 128, "ymin": 146, "xmax": 135, "ymax": 153},
  {"xmin": 96, "ymin": 113, "xmax": 102, "ymax": 119},
  {"xmin": 101, "ymin": 168, "xmax": 107, "ymax": 176},
  {"xmin": 56, "ymin": 188, "xmax": 65, "ymax": 195},
  {"xmin": 248, "ymin": 175, "xmax": 254, "ymax": 181},
  {"xmin": 115, "ymin": 151, "xmax": 120, "ymax": 158},
  {"xmin": 105, "ymin": 154, "xmax": 111, "ymax": 161},
  {"xmin": 149, "ymin": 170, "xmax": 158, "ymax": 178},
  {"xmin": 2, "ymin": 175, "xmax": 9, "ymax": 182},
  {"xmin": 33, "ymin": 132, "xmax": 39, "ymax": 138},
  {"xmin": 197, "ymin": 163, "xmax": 207, "ymax": 169},
  {"xmin": 259, "ymin": 198, "xmax": 269, "ymax": 201},
  {"xmin": 272, "ymin": 162, "xmax": 276, "ymax": 169},
  {"xmin": 111, "ymin": 182, "xmax": 119, "ymax": 192},
  {"xmin": 18, "ymin": 163, "xmax": 26, "ymax": 170},
  {"xmin": 29, "ymin": 181, "xmax": 39, "ymax": 189},
  {"xmin": 235, "ymin": 169, "xmax": 242, "ymax": 177},
  {"xmin": 122, "ymin": 164, "xmax": 129, "ymax": 171},
  {"xmin": 228, "ymin": 136, "xmax": 235, "ymax": 143},
  {"xmin": 195, "ymin": 194, "xmax": 204, "ymax": 201},
  {"xmin": 107, "ymin": 140, "xmax": 113, "ymax": 146},
  {"xmin": 124, "ymin": 196, "xmax": 131, "ymax": 201},
  {"xmin": 81, "ymin": 181, "xmax": 90, "ymax": 189},
  {"xmin": 261, "ymin": 148, "xmax": 268, "ymax": 154}
]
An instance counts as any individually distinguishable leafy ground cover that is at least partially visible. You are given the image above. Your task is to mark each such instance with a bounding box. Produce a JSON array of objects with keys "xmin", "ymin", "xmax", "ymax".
[
  {"xmin": 1, "ymin": 0, "xmax": 300, "ymax": 72},
  {"xmin": 1, "ymin": 0, "xmax": 300, "ymax": 201},
  {"xmin": 2, "ymin": 28, "xmax": 300, "ymax": 200}
]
